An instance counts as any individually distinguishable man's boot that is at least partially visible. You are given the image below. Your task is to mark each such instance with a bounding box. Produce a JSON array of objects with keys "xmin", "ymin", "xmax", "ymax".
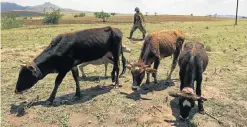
[
  {"xmin": 127, "ymin": 31, "xmax": 133, "ymax": 39},
  {"xmin": 142, "ymin": 33, "xmax": 145, "ymax": 40}
]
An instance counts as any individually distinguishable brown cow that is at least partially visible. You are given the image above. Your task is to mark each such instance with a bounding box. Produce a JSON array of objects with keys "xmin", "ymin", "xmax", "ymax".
[{"xmin": 126, "ymin": 30, "xmax": 185, "ymax": 90}]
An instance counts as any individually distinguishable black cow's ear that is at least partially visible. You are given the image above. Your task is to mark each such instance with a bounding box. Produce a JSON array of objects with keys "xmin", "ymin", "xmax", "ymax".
[
  {"xmin": 27, "ymin": 65, "xmax": 36, "ymax": 72},
  {"xmin": 20, "ymin": 64, "xmax": 26, "ymax": 68}
]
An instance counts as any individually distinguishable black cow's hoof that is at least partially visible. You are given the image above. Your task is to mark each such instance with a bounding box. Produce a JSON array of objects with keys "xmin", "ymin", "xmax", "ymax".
[
  {"xmin": 45, "ymin": 99, "xmax": 54, "ymax": 105},
  {"xmin": 199, "ymin": 109, "xmax": 205, "ymax": 114}
]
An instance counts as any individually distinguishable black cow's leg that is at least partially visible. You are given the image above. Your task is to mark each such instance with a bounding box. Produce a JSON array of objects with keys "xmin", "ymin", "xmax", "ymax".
[
  {"xmin": 152, "ymin": 57, "xmax": 160, "ymax": 84},
  {"xmin": 179, "ymin": 69, "xmax": 185, "ymax": 91},
  {"xmin": 46, "ymin": 72, "xmax": 67, "ymax": 105},
  {"xmin": 71, "ymin": 66, "xmax": 81, "ymax": 98},
  {"xmin": 111, "ymin": 52, "xmax": 120, "ymax": 88},
  {"xmin": 196, "ymin": 74, "xmax": 204, "ymax": 114}
]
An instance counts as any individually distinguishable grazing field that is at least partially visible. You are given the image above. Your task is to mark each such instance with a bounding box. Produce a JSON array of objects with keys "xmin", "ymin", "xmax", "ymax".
[
  {"xmin": 23, "ymin": 15, "xmax": 231, "ymax": 25},
  {"xmin": 1, "ymin": 19, "xmax": 247, "ymax": 127}
]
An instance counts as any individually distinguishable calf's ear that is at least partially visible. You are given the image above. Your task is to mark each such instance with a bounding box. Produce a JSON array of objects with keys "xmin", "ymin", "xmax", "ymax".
[{"xmin": 145, "ymin": 68, "xmax": 157, "ymax": 73}]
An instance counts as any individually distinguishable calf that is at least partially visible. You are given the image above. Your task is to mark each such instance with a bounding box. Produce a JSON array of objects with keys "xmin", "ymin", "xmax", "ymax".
[
  {"xmin": 126, "ymin": 30, "xmax": 185, "ymax": 90},
  {"xmin": 78, "ymin": 44, "xmax": 131, "ymax": 78},
  {"xmin": 169, "ymin": 42, "xmax": 209, "ymax": 120},
  {"xmin": 15, "ymin": 27, "xmax": 126, "ymax": 104}
]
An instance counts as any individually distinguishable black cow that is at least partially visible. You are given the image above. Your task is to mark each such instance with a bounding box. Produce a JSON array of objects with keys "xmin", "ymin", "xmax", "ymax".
[
  {"xmin": 15, "ymin": 26, "xmax": 126, "ymax": 104},
  {"xmin": 169, "ymin": 42, "xmax": 208, "ymax": 120}
]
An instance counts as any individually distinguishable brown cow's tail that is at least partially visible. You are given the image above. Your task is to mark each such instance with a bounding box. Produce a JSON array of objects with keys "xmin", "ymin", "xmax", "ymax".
[{"xmin": 120, "ymin": 42, "xmax": 126, "ymax": 77}]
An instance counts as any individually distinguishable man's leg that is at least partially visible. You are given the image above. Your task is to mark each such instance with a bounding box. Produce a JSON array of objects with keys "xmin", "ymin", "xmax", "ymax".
[{"xmin": 128, "ymin": 24, "xmax": 138, "ymax": 39}]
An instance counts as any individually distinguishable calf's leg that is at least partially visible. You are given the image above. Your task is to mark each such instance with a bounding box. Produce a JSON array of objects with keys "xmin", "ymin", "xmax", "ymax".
[
  {"xmin": 167, "ymin": 51, "xmax": 180, "ymax": 81},
  {"xmin": 78, "ymin": 64, "xmax": 86, "ymax": 78},
  {"xmin": 104, "ymin": 62, "xmax": 108, "ymax": 77}
]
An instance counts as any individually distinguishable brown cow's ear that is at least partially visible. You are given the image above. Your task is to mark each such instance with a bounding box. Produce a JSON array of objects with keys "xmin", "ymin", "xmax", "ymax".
[
  {"xmin": 126, "ymin": 64, "xmax": 132, "ymax": 70},
  {"xmin": 145, "ymin": 68, "xmax": 157, "ymax": 73}
]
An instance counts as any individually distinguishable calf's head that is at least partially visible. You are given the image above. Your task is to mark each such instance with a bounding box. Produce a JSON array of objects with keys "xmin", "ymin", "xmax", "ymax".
[
  {"xmin": 15, "ymin": 64, "xmax": 40, "ymax": 94},
  {"xmin": 126, "ymin": 61, "xmax": 156, "ymax": 90},
  {"xmin": 169, "ymin": 89, "xmax": 207, "ymax": 120}
]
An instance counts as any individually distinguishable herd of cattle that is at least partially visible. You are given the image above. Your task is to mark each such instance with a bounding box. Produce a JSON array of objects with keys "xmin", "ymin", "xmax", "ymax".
[{"xmin": 15, "ymin": 26, "xmax": 209, "ymax": 120}]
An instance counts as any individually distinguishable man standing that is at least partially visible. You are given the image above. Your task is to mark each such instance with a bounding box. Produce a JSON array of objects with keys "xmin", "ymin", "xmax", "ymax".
[{"xmin": 128, "ymin": 7, "xmax": 146, "ymax": 40}]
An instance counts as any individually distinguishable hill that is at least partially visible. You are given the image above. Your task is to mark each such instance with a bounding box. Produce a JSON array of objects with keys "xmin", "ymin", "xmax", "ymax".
[
  {"xmin": 1, "ymin": 2, "xmax": 26, "ymax": 10},
  {"xmin": 1, "ymin": 2, "xmax": 80, "ymax": 12}
]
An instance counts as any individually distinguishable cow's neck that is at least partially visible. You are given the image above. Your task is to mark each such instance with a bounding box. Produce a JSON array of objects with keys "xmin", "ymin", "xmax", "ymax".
[{"xmin": 33, "ymin": 55, "xmax": 56, "ymax": 78}]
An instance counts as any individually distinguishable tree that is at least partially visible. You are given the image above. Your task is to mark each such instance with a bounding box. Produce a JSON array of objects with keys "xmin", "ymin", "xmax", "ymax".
[
  {"xmin": 43, "ymin": 8, "xmax": 63, "ymax": 24},
  {"xmin": 154, "ymin": 12, "xmax": 157, "ymax": 16},
  {"xmin": 1, "ymin": 12, "xmax": 23, "ymax": 29},
  {"xmin": 111, "ymin": 12, "xmax": 116, "ymax": 16},
  {"xmin": 79, "ymin": 13, "xmax": 86, "ymax": 17},
  {"xmin": 190, "ymin": 14, "xmax": 193, "ymax": 16},
  {"xmin": 94, "ymin": 10, "xmax": 110, "ymax": 22},
  {"xmin": 145, "ymin": 12, "xmax": 148, "ymax": 16}
]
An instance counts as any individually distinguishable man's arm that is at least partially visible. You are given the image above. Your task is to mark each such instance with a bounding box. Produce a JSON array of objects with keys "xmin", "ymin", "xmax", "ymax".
[{"xmin": 133, "ymin": 14, "xmax": 136, "ymax": 24}]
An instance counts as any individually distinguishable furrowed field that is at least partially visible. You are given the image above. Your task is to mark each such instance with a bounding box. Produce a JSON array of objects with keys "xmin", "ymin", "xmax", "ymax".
[{"xmin": 1, "ymin": 15, "xmax": 247, "ymax": 127}]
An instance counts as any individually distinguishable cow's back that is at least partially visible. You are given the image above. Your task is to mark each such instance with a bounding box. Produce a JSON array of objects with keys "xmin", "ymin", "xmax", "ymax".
[
  {"xmin": 147, "ymin": 30, "xmax": 185, "ymax": 58},
  {"xmin": 179, "ymin": 42, "xmax": 208, "ymax": 71}
]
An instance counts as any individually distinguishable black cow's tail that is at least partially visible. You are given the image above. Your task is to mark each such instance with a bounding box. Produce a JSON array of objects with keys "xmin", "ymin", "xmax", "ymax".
[{"xmin": 120, "ymin": 42, "xmax": 126, "ymax": 77}]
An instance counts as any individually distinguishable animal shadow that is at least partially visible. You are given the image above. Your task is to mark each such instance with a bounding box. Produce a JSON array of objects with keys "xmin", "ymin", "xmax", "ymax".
[
  {"xmin": 31, "ymin": 84, "xmax": 114, "ymax": 107},
  {"xmin": 79, "ymin": 76, "xmax": 110, "ymax": 82},
  {"xmin": 164, "ymin": 98, "xmax": 198, "ymax": 127},
  {"xmin": 120, "ymin": 80, "xmax": 175, "ymax": 101}
]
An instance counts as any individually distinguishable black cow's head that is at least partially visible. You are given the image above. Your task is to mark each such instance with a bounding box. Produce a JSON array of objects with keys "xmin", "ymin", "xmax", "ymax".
[
  {"xmin": 15, "ymin": 64, "xmax": 40, "ymax": 94},
  {"xmin": 126, "ymin": 61, "xmax": 157, "ymax": 91},
  {"xmin": 169, "ymin": 89, "xmax": 207, "ymax": 120}
]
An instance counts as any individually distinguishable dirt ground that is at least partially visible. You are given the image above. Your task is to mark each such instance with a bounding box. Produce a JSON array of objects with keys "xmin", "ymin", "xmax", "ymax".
[{"xmin": 1, "ymin": 19, "xmax": 247, "ymax": 127}]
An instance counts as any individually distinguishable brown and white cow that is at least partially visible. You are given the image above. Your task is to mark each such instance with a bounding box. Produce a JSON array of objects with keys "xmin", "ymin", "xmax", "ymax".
[
  {"xmin": 126, "ymin": 30, "xmax": 185, "ymax": 90},
  {"xmin": 78, "ymin": 44, "xmax": 131, "ymax": 78}
]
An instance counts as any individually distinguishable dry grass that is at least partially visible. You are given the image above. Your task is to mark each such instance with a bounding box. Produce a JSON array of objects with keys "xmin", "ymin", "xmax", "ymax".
[
  {"xmin": 23, "ymin": 15, "xmax": 231, "ymax": 25},
  {"xmin": 1, "ymin": 19, "xmax": 247, "ymax": 127}
]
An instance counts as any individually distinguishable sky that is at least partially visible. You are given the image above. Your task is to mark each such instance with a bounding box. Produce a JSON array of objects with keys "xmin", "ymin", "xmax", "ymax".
[{"xmin": 2, "ymin": 0, "xmax": 247, "ymax": 16}]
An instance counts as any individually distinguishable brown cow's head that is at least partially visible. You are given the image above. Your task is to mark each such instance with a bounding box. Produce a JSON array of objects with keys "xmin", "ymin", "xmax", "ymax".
[
  {"xmin": 126, "ymin": 61, "xmax": 157, "ymax": 90},
  {"xmin": 15, "ymin": 63, "xmax": 40, "ymax": 94},
  {"xmin": 169, "ymin": 88, "xmax": 207, "ymax": 120}
]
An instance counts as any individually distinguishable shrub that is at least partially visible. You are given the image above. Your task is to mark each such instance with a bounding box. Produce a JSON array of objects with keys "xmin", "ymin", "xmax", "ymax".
[
  {"xmin": 43, "ymin": 8, "xmax": 63, "ymax": 24},
  {"xmin": 1, "ymin": 12, "xmax": 23, "ymax": 30},
  {"xmin": 111, "ymin": 13, "xmax": 116, "ymax": 16},
  {"xmin": 79, "ymin": 13, "xmax": 85, "ymax": 17},
  {"xmin": 74, "ymin": 14, "xmax": 78, "ymax": 18},
  {"xmin": 23, "ymin": 17, "xmax": 28, "ymax": 19},
  {"xmin": 94, "ymin": 11, "xmax": 110, "ymax": 22},
  {"xmin": 205, "ymin": 45, "xmax": 212, "ymax": 52}
]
